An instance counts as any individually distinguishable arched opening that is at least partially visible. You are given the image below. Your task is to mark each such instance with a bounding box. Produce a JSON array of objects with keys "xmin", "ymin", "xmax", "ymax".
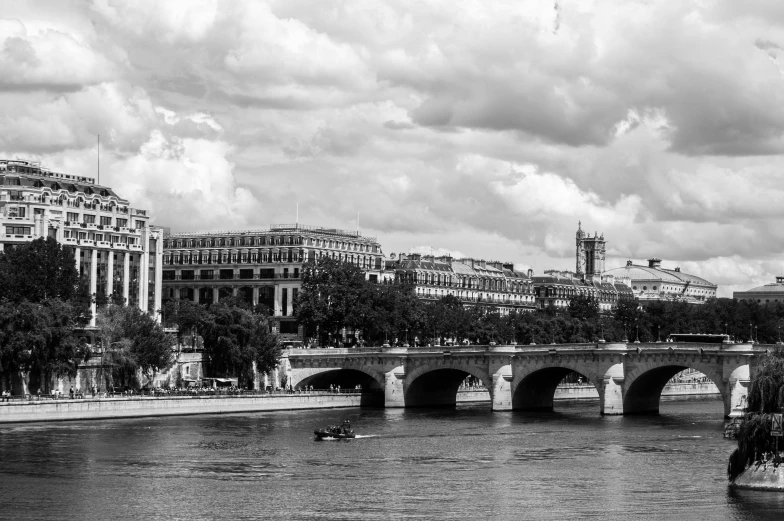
[
  {"xmin": 513, "ymin": 368, "xmax": 596, "ymax": 411},
  {"xmin": 405, "ymin": 368, "xmax": 490, "ymax": 408},
  {"xmin": 218, "ymin": 287, "xmax": 233, "ymax": 301},
  {"xmin": 238, "ymin": 286, "xmax": 253, "ymax": 306},
  {"xmin": 295, "ymin": 369, "xmax": 384, "ymax": 407},
  {"xmin": 623, "ymin": 365, "xmax": 724, "ymax": 415}
]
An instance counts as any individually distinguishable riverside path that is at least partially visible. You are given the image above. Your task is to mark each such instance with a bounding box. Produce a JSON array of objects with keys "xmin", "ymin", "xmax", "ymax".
[{"xmin": 285, "ymin": 341, "xmax": 769, "ymax": 417}]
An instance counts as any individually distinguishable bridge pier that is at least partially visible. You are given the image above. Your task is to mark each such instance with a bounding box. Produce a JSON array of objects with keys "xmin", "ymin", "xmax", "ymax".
[
  {"xmin": 600, "ymin": 363, "xmax": 625, "ymax": 415},
  {"xmin": 384, "ymin": 366, "xmax": 406, "ymax": 408}
]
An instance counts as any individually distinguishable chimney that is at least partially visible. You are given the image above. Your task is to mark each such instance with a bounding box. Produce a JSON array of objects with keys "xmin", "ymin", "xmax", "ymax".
[
  {"xmin": 674, "ymin": 267, "xmax": 681, "ymax": 272},
  {"xmin": 626, "ymin": 260, "xmax": 633, "ymax": 267},
  {"xmin": 502, "ymin": 262, "xmax": 514, "ymax": 271},
  {"xmin": 423, "ymin": 254, "xmax": 435, "ymax": 262},
  {"xmin": 648, "ymin": 257, "xmax": 662, "ymax": 269},
  {"xmin": 527, "ymin": 268, "xmax": 534, "ymax": 278},
  {"xmin": 479, "ymin": 259, "xmax": 486, "ymax": 268}
]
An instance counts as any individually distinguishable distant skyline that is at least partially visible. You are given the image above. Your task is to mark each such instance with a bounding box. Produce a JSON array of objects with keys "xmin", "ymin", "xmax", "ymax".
[{"xmin": 4, "ymin": 1, "xmax": 784, "ymax": 297}]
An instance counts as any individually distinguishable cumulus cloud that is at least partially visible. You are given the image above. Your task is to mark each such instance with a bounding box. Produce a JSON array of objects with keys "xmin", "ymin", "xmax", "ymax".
[{"xmin": 8, "ymin": 0, "xmax": 784, "ymax": 297}]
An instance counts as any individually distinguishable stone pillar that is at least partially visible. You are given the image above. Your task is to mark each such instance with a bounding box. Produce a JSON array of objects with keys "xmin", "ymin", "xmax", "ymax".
[
  {"xmin": 489, "ymin": 347, "xmax": 515, "ymax": 410},
  {"xmin": 726, "ymin": 364, "xmax": 751, "ymax": 418},
  {"xmin": 212, "ymin": 287, "xmax": 219, "ymax": 304},
  {"xmin": 89, "ymin": 248, "xmax": 97, "ymax": 327},
  {"xmin": 74, "ymin": 247, "xmax": 81, "ymax": 276},
  {"xmin": 600, "ymin": 362, "xmax": 625, "ymax": 415},
  {"xmin": 139, "ymin": 248, "xmax": 148, "ymax": 312},
  {"xmin": 106, "ymin": 248, "xmax": 114, "ymax": 301},
  {"xmin": 34, "ymin": 214, "xmax": 42, "ymax": 238},
  {"xmin": 383, "ymin": 361, "xmax": 406, "ymax": 408},
  {"xmin": 154, "ymin": 234, "xmax": 163, "ymax": 322},
  {"xmin": 252, "ymin": 286, "xmax": 259, "ymax": 307},
  {"xmin": 123, "ymin": 252, "xmax": 130, "ymax": 305}
]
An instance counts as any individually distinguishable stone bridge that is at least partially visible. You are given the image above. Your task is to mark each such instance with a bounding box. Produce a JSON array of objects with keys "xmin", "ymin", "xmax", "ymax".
[{"xmin": 284, "ymin": 342, "xmax": 770, "ymax": 417}]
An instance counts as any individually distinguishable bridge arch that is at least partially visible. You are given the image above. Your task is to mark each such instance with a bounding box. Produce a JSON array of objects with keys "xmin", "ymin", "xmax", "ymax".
[
  {"xmin": 289, "ymin": 367, "xmax": 385, "ymax": 392},
  {"xmin": 404, "ymin": 362, "xmax": 492, "ymax": 408},
  {"xmin": 622, "ymin": 358, "xmax": 726, "ymax": 415},
  {"xmin": 511, "ymin": 361, "xmax": 604, "ymax": 412}
]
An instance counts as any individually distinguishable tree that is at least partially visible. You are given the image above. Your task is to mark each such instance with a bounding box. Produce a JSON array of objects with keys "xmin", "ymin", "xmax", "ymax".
[
  {"xmin": 97, "ymin": 305, "xmax": 175, "ymax": 389},
  {"xmin": 199, "ymin": 300, "xmax": 281, "ymax": 386},
  {"xmin": 568, "ymin": 295, "xmax": 600, "ymax": 321},
  {"xmin": 295, "ymin": 257, "xmax": 369, "ymax": 346},
  {"xmin": 0, "ymin": 299, "xmax": 89, "ymax": 393},
  {"xmin": 728, "ymin": 348, "xmax": 784, "ymax": 481},
  {"xmin": 0, "ymin": 237, "xmax": 86, "ymax": 307},
  {"xmin": 163, "ymin": 298, "xmax": 206, "ymax": 348}
]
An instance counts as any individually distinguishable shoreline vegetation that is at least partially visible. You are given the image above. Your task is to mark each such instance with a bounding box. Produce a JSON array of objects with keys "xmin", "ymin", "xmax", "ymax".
[{"xmin": 727, "ymin": 348, "xmax": 784, "ymax": 490}]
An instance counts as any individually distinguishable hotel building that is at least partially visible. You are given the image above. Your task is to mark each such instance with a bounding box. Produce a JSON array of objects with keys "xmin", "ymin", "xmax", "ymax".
[
  {"xmin": 0, "ymin": 159, "xmax": 162, "ymax": 325},
  {"xmin": 161, "ymin": 224, "xmax": 385, "ymax": 339}
]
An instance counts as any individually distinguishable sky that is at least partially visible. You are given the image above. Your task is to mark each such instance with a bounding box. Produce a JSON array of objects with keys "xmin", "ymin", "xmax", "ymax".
[{"xmin": 2, "ymin": 0, "xmax": 784, "ymax": 297}]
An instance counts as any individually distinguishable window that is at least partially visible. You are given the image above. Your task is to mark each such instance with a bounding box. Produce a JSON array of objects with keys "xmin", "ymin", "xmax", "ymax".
[
  {"xmin": 84, "ymin": 214, "xmax": 95, "ymax": 224},
  {"xmin": 100, "ymin": 216, "xmax": 112, "ymax": 226},
  {"xmin": 239, "ymin": 268, "xmax": 254, "ymax": 279},
  {"xmin": 643, "ymin": 286, "xmax": 647, "ymax": 291},
  {"xmin": 219, "ymin": 269, "xmax": 234, "ymax": 280},
  {"xmin": 259, "ymin": 268, "xmax": 274, "ymax": 279},
  {"xmin": 181, "ymin": 270, "xmax": 195, "ymax": 280},
  {"xmin": 116, "ymin": 218, "xmax": 127, "ymax": 228},
  {"xmin": 66, "ymin": 212, "xmax": 79, "ymax": 222},
  {"xmin": 135, "ymin": 220, "xmax": 145, "ymax": 228},
  {"xmin": 7, "ymin": 206, "xmax": 25, "ymax": 218},
  {"xmin": 163, "ymin": 270, "xmax": 175, "ymax": 281},
  {"xmin": 293, "ymin": 268, "xmax": 299, "ymax": 278},
  {"xmin": 200, "ymin": 269, "xmax": 214, "ymax": 280},
  {"xmin": 6, "ymin": 226, "xmax": 31, "ymax": 235}
]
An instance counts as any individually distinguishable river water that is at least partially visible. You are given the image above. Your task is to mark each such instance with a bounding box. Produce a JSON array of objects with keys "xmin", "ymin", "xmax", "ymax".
[{"xmin": 1, "ymin": 397, "xmax": 783, "ymax": 521}]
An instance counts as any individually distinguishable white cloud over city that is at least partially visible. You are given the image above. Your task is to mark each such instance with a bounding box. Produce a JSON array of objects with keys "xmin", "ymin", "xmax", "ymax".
[{"xmin": 3, "ymin": 0, "xmax": 784, "ymax": 296}]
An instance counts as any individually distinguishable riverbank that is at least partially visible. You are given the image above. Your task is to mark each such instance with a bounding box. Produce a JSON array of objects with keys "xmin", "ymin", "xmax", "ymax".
[
  {"xmin": 456, "ymin": 382, "xmax": 721, "ymax": 403},
  {"xmin": 0, "ymin": 392, "xmax": 377, "ymax": 423}
]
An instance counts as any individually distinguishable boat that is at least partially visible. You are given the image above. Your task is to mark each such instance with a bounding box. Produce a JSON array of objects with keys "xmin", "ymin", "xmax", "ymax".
[{"xmin": 314, "ymin": 420, "xmax": 355, "ymax": 440}]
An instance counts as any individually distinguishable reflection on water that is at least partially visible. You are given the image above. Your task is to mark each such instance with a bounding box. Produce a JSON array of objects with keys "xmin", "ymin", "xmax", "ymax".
[{"xmin": 0, "ymin": 397, "xmax": 783, "ymax": 520}]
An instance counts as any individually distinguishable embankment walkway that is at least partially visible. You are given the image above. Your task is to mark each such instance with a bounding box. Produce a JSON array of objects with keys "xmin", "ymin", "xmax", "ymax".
[{"xmin": 0, "ymin": 391, "xmax": 375, "ymax": 424}]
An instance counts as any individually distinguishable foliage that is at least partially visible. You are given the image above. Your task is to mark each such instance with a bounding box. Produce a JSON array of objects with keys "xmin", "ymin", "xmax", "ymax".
[
  {"xmin": 0, "ymin": 299, "xmax": 89, "ymax": 393},
  {"xmin": 728, "ymin": 348, "xmax": 784, "ymax": 481},
  {"xmin": 568, "ymin": 295, "xmax": 600, "ymax": 321},
  {"xmin": 0, "ymin": 237, "xmax": 83, "ymax": 304},
  {"xmin": 97, "ymin": 304, "xmax": 175, "ymax": 388},
  {"xmin": 199, "ymin": 300, "xmax": 281, "ymax": 384}
]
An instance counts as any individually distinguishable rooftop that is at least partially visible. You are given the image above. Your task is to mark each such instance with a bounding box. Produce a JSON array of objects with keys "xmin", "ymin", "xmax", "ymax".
[{"xmin": 168, "ymin": 223, "xmax": 378, "ymax": 243}]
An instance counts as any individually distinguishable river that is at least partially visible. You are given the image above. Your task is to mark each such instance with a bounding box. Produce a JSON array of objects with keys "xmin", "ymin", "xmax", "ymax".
[{"xmin": 1, "ymin": 396, "xmax": 783, "ymax": 520}]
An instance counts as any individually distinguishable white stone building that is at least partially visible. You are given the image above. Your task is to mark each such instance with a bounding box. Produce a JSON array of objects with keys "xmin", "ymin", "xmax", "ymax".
[{"xmin": 0, "ymin": 159, "xmax": 163, "ymax": 325}]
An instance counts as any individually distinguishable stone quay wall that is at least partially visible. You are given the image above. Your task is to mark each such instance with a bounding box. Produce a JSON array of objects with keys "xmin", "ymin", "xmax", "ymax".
[{"xmin": 0, "ymin": 393, "xmax": 368, "ymax": 424}]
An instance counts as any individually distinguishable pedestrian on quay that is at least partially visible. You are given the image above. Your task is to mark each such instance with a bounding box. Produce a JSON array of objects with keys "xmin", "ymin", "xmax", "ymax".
[{"xmin": 69, "ymin": 386, "xmax": 74, "ymax": 399}]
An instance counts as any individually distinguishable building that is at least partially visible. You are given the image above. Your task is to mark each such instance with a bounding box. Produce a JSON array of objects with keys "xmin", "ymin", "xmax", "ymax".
[
  {"xmin": 161, "ymin": 224, "xmax": 385, "ymax": 339},
  {"xmin": 532, "ymin": 270, "xmax": 633, "ymax": 312},
  {"xmin": 0, "ymin": 159, "xmax": 162, "ymax": 325},
  {"xmin": 604, "ymin": 258, "xmax": 717, "ymax": 304},
  {"xmin": 388, "ymin": 253, "xmax": 536, "ymax": 314},
  {"xmin": 733, "ymin": 277, "xmax": 784, "ymax": 304}
]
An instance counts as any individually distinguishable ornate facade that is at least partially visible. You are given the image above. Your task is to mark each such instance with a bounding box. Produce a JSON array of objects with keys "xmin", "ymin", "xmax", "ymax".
[
  {"xmin": 532, "ymin": 270, "xmax": 633, "ymax": 311},
  {"xmin": 575, "ymin": 221, "xmax": 606, "ymax": 282},
  {"xmin": 161, "ymin": 224, "xmax": 385, "ymax": 339},
  {"xmin": 388, "ymin": 253, "xmax": 536, "ymax": 314},
  {"xmin": 0, "ymin": 159, "xmax": 162, "ymax": 325}
]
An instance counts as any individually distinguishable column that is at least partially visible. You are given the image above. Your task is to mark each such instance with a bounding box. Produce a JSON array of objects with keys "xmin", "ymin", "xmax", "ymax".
[
  {"xmin": 74, "ymin": 247, "xmax": 81, "ymax": 276},
  {"xmin": 106, "ymin": 248, "xmax": 114, "ymax": 301},
  {"xmin": 154, "ymin": 234, "xmax": 163, "ymax": 322},
  {"xmin": 384, "ymin": 363, "xmax": 406, "ymax": 408},
  {"xmin": 89, "ymin": 248, "xmax": 97, "ymax": 327},
  {"xmin": 252, "ymin": 286, "xmax": 259, "ymax": 307},
  {"xmin": 122, "ymin": 252, "xmax": 130, "ymax": 305},
  {"xmin": 274, "ymin": 284, "xmax": 281, "ymax": 316},
  {"xmin": 139, "ymin": 243, "xmax": 150, "ymax": 311}
]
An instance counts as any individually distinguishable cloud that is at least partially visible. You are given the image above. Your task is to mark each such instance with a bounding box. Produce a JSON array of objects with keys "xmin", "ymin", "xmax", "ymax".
[{"xmin": 9, "ymin": 0, "xmax": 784, "ymax": 299}]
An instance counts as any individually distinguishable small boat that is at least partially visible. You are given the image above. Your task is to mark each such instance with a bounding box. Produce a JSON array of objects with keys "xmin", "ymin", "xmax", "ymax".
[{"xmin": 314, "ymin": 420, "xmax": 355, "ymax": 440}]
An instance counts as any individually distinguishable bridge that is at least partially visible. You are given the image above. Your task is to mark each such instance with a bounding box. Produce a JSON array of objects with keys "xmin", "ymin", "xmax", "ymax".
[{"xmin": 284, "ymin": 342, "xmax": 770, "ymax": 417}]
